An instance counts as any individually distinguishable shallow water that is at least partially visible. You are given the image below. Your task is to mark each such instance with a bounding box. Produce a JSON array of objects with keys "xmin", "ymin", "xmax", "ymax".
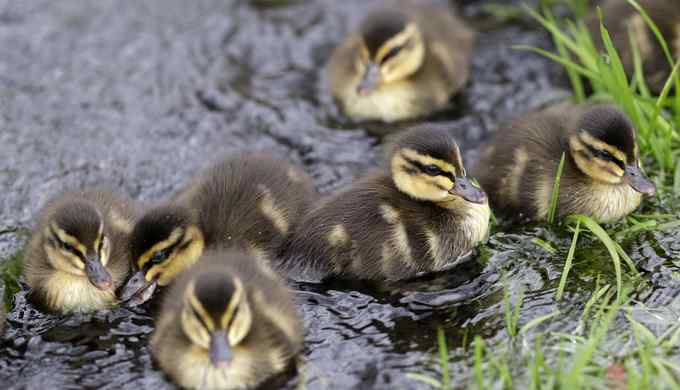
[{"xmin": 1, "ymin": 0, "xmax": 679, "ymax": 389}]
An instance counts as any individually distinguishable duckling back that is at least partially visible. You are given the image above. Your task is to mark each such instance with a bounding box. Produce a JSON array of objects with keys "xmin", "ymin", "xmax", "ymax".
[
  {"xmin": 151, "ymin": 250, "xmax": 302, "ymax": 390},
  {"xmin": 173, "ymin": 153, "xmax": 316, "ymax": 263}
]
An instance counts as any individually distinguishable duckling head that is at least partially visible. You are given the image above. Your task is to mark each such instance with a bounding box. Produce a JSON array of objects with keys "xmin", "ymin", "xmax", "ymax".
[
  {"xmin": 42, "ymin": 201, "xmax": 114, "ymax": 291},
  {"xmin": 355, "ymin": 9, "xmax": 425, "ymax": 95},
  {"xmin": 568, "ymin": 105, "xmax": 656, "ymax": 196},
  {"xmin": 390, "ymin": 128, "xmax": 487, "ymax": 206},
  {"xmin": 120, "ymin": 206, "xmax": 204, "ymax": 304},
  {"xmin": 180, "ymin": 270, "xmax": 252, "ymax": 369}
]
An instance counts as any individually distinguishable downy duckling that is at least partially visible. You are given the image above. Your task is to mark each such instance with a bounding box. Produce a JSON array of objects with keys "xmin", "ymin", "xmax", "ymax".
[
  {"xmin": 282, "ymin": 128, "xmax": 489, "ymax": 281},
  {"xmin": 473, "ymin": 103, "xmax": 656, "ymax": 223},
  {"xmin": 587, "ymin": 0, "xmax": 680, "ymax": 93},
  {"xmin": 327, "ymin": 0, "xmax": 475, "ymax": 123},
  {"xmin": 120, "ymin": 154, "xmax": 316, "ymax": 304},
  {"xmin": 22, "ymin": 188, "xmax": 137, "ymax": 313},
  {"xmin": 151, "ymin": 250, "xmax": 303, "ymax": 390}
]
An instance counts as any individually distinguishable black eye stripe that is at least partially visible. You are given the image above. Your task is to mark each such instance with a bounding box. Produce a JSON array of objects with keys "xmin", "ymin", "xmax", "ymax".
[
  {"xmin": 380, "ymin": 45, "xmax": 402, "ymax": 64},
  {"xmin": 49, "ymin": 227, "xmax": 86, "ymax": 260},
  {"xmin": 403, "ymin": 157, "xmax": 456, "ymax": 181},
  {"xmin": 585, "ymin": 144, "xmax": 625, "ymax": 169}
]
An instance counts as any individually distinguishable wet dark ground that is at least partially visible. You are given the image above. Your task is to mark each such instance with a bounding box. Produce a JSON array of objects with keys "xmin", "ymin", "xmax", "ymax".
[{"xmin": 2, "ymin": 0, "xmax": 680, "ymax": 389}]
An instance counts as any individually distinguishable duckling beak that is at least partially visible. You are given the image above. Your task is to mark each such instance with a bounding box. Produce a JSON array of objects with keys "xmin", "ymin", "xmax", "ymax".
[
  {"xmin": 209, "ymin": 330, "xmax": 232, "ymax": 369},
  {"xmin": 119, "ymin": 270, "xmax": 157, "ymax": 305},
  {"xmin": 85, "ymin": 257, "xmax": 113, "ymax": 291},
  {"xmin": 357, "ymin": 62, "xmax": 381, "ymax": 95},
  {"xmin": 449, "ymin": 177, "xmax": 487, "ymax": 204},
  {"xmin": 623, "ymin": 164, "xmax": 656, "ymax": 196}
]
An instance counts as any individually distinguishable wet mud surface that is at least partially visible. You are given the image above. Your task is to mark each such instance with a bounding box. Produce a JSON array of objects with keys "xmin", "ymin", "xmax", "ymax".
[{"xmin": 2, "ymin": 0, "xmax": 679, "ymax": 389}]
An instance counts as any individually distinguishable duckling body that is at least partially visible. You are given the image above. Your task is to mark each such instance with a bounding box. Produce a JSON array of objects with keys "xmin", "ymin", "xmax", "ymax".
[
  {"xmin": 121, "ymin": 154, "xmax": 316, "ymax": 303},
  {"xmin": 328, "ymin": 1, "xmax": 475, "ymax": 123},
  {"xmin": 587, "ymin": 0, "xmax": 680, "ymax": 92},
  {"xmin": 283, "ymin": 128, "xmax": 489, "ymax": 281},
  {"xmin": 22, "ymin": 188, "xmax": 137, "ymax": 313},
  {"xmin": 473, "ymin": 103, "xmax": 656, "ymax": 223},
  {"xmin": 151, "ymin": 250, "xmax": 302, "ymax": 390}
]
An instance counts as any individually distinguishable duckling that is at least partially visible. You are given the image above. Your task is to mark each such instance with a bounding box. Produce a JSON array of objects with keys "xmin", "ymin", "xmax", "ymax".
[
  {"xmin": 281, "ymin": 128, "xmax": 489, "ymax": 281},
  {"xmin": 327, "ymin": 0, "xmax": 475, "ymax": 123},
  {"xmin": 22, "ymin": 188, "xmax": 137, "ymax": 313},
  {"xmin": 151, "ymin": 250, "xmax": 303, "ymax": 390},
  {"xmin": 586, "ymin": 0, "xmax": 680, "ymax": 93},
  {"xmin": 473, "ymin": 103, "xmax": 656, "ymax": 223},
  {"xmin": 120, "ymin": 154, "xmax": 316, "ymax": 304}
]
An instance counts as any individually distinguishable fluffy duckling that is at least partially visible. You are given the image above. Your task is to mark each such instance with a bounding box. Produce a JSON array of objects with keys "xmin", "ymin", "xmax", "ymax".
[
  {"xmin": 120, "ymin": 154, "xmax": 316, "ymax": 304},
  {"xmin": 151, "ymin": 250, "xmax": 303, "ymax": 390},
  {"xmin": 327, "ymin": 0, "xmax": 475, "ymax": 123},
  {"xmin": 22, "ymin": 188, "xmax": 137, "ymax": 313},
  {"xmin": 473, "ymin": 103, "xmax": 656, "ymax": 223},
  {"xmin": 587, "ymin": 0, "xmax": 680, "ymax": 92},
  {"xmin": 282, "ymin": 128, "xmax": 489, "ymax": 281}
]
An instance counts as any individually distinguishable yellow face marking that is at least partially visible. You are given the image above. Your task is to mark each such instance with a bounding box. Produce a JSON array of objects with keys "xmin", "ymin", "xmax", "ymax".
[
  {"xmin": 570, "ymin": 135, "xmax": 625, "ymax": 184},
  {"xmin": 375, "ymin": 23, "xmax": 417, "ymax": 62},
  {"xmin": 187, "ymin": 282, "xmax": 215, "ymax": 331},
  {"xmin": 392, "ymin": 165, "xmax": 450, "ymax": 202},
  {"xmin": 375, "ymin": 23, "xmax": 424, "ymax": 84},
  {"xmin": 50, "ymin": 223, "xmax": 87, "ymax": 258},
  {"xmin": 181, "ymin": 281, "xmax": 212, "ymax": 350},
  {"xmin": 138, "ymin": 228, "xmax": 184, "ymax": 269},
  {"xmin": 258, "ymin": 185, "xmax": 289, "ymax": 235},
  {"xmin": 400, "ymin": 148, "xmax": 460, "ymax": 176},
  {"xmin": 44, "ymin": 243, "xmax": 86, "ymax": 274},
  {"xmin": 226, "ymin": 278, "xmax": 252, "ymax": 346},
  {"xmin": 220, "ymin": 277, "xmax": 243, "ymax": 329},
  {"xmin": 145, "ymin": 226, "xmax": 205, "ymax": 286},
  {"xmin": 578, "ymin": 132, "xmax": 627, "ymax": 163}
]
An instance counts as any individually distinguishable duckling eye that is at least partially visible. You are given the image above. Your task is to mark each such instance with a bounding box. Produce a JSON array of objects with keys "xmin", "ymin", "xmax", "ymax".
[
  {"xmin": 150, "ymin": 250, "xmax": 169, "ymax": 265},
  {"xmin": 60, "ymin": 240, "xmax": 78, "ymax": 254},
  {"xmin": 380, "ymin": 45, "xmax": 403, "ymax": 64},
  {"xmin": 422, "ymin": 165, "xmax": 443, "ymax": 176},
  {"xmin": 588, "ymin": 147, "xmax": 624, "ymax": 169}
]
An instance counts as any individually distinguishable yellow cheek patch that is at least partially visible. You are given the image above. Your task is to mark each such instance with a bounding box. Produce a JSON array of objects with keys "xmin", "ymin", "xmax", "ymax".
[
  {"xmin": 44, "ymin": 243, "xmax": 86, "ymax": 274},
  {"xmin": 578, "ymin": 132, "xmax": 627, "ymax": 163}
]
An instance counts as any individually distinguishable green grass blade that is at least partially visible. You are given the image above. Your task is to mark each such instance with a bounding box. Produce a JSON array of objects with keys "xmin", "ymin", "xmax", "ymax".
[
  {"xmin": 437, "ymin": 327, "xmax": 450, "ymax": 390},
  {"xmin": 520, "ymin": 310, "xmax": 561, "ymax": 335},
  {"xmin": 405, "ymin": 373, "xmax": 442, "ymax": 389},
  {"xmin": 474, "ymin": 336, "xmax": 485, "ymax": 390},
  {"xmin": 556, "ymin": 221, "xmax": 580, "ymax": 300},
  {"xmin": 548, "ymin": 153, "xmax": 566, "ymax": 224},
  {"xmin": 567, "ymin": 215, "xmax": 625, "ymax": 301}
]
